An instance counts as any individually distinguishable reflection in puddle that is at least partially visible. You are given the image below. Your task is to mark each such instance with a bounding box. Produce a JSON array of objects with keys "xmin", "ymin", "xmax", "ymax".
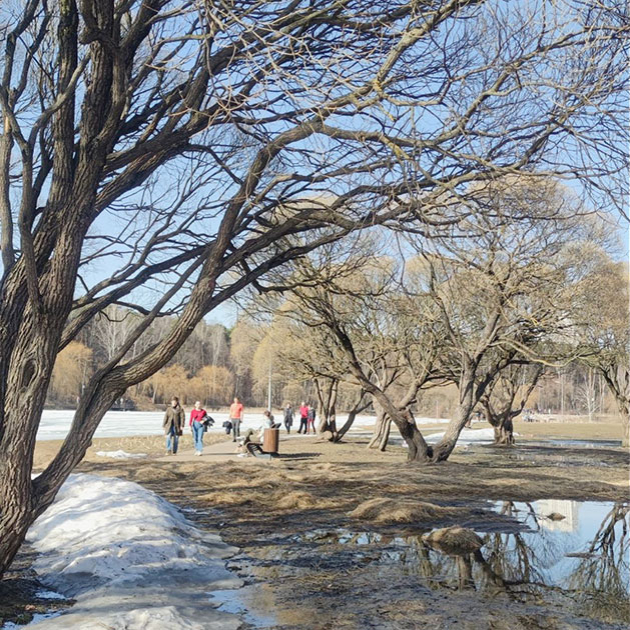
[
  {"xmin": 210, "ymin": 586, "xmax": 277, "ymax": 629},
  {"xmin": 544, "ymin": 439, "xmax": 623, "ymax": 448},
  {"xmin": 213, "ymin": 500, "xmax": 629, "ymax": 628}
]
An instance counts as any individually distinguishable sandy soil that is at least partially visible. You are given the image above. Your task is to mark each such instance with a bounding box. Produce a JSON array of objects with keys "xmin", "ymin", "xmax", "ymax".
[{"xmin": 19, "ymin": 422, "xmax": 630, "ymax": 629}]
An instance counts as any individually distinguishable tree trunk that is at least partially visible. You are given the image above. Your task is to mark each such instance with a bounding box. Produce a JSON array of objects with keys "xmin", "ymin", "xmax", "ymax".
[
  {"xmin": 315, "ymin": 378, "xmax": 338, "ymax": 434},
  {"xmin": 330, "ymin": 326, "xmax": 432, "ymax": 461},
  {"xmin": 332, "ymin": 409, "xmax": 357, "ymax": 442},
  {"xmin": 614, "ymin": 395, "xmax": 629, "ymax": 448},
  {"xmin": 600, "ymin": 364, "xmax": 630, "ymax": 448},
  {"xmin": 492, "ymin": 416, "xmax": 515, "ymax": 445},
  {"xmin": 0, "ymin": 371, "xmax": 123, "ymax": 576},
  {"xmin": 377, "ymin": 417, "xmax": 392, "ymax": 451},
  {"xmin": 332, "ymin": 394, "xmax": 368, "ymax": 442},
  {"xmin": 430, "ymin": 360, "xmax": 477, "ymax": 462},
  {"xmin": 368, "ymin": 402, "xmax": 388, "ymax": 449}
]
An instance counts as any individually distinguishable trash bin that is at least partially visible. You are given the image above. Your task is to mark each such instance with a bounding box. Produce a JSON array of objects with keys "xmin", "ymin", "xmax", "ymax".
[{"xmin": 263, "ymin": 428, "xmax": 280, "ymax": 454}]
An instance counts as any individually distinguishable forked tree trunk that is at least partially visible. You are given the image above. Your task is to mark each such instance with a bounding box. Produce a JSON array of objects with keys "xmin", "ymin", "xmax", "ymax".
[
  {"xmin": 492, "ymin": 415, "xmax": 515, "ymax": 445},
  {"xmin": 332, "ymin": 393, "xmax": 368, "ymax": 442},
  {"xmin": 315, "ymin": 378, "xmax": 338, "ymax": 434}
]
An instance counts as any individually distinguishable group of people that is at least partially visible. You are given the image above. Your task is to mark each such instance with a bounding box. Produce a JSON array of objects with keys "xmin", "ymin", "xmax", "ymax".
[
  {"xmin": 282, "ymin": 402, "xmax": 317, "ymax": 434},
  {"xmin": 162, "ymin": 396, "xmax": 318, "ymax": 456},
  {"xmin": 162, "ymin": 397, "xmax": 214, "ymax": 456}
]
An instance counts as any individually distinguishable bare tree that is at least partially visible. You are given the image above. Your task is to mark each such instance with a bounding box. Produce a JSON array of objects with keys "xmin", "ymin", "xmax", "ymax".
[
  {"xmin": 0, "ymin": 0, "xmax": 626, "ymax": 574},
  {"xmin": 91, "ymin": 305, "xmax": 137, "ymax": 362},
  {"xmin": 573, "ymin": 252, "xmax": 629, "ymax": 444},
  {"xmin": 481, "ymin": 362, "xmax": 544, "ymax": 445}
]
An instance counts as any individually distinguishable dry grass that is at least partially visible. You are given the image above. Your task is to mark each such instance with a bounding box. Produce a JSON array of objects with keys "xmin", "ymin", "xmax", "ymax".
[
  {"xmin": 274, "ymin": 491, "xmax": 323, "ymax": 510},
  {"xmin": 199, "ymin": 491, "xmax": 251, "ymax": 506},
  {"xmin": 348, "ymin": 497, "xmax": 463, "ymax": 524},
  {"xmin": 513, "ymin": 420, "xmax": 623, "ymax": 440},
  {"xmin": 132, "ymin": 466, "xmax": 181, "ymax": 482}
]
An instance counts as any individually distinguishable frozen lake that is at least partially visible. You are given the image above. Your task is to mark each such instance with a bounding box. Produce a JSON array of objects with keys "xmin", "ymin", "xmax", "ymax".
[{"xmin": 36, "ymin": 409, "xmax": 450, "ymax": 441}]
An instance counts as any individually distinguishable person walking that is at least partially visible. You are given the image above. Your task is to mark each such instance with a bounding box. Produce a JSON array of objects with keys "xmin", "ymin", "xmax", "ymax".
[
  {"xmin": 163, "ymin": 397, "xmax": 185, "ymax": 455},
  {"xmin": 298, "ymin": 401, "xmax": 309, "ymax": 434},
  {"xmin": 307, "ymin": 405, "xmax": 316, "ymax": 434},
  {"xmin": 229, "ymin": 397, "xmax": 244, "ymax": 442},
  {"xmin": 190, "ymin": 400, "xmax": 207, "ymax": 456},
  {"xmin": 283, "ymin": 403, "xmax": 294, "ymax": 433}
]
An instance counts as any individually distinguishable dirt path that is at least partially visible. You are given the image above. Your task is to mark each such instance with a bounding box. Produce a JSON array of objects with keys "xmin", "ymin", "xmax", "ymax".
[{"xmin": 155, "ymin": 438, "xmax": 242, "ymax": 463}]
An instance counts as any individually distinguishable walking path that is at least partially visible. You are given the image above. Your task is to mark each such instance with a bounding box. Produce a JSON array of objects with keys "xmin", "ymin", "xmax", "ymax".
[
  {"xmin": 155, "ymin": 432, "xmax": 318, "ymax": 463},
  {"xmin": 156, "ymin": 438, "xmax": 241, "ymax": 463}
]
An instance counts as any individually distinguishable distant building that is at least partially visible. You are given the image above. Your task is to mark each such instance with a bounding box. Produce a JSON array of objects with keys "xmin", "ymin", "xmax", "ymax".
[{"xmin": 536, "ymin": 499, "xmax": 578, "ymax": 532}]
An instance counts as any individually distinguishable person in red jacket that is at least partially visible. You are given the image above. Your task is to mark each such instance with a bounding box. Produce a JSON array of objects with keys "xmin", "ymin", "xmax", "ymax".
[
  {"xmin": 229, "ymin": 397, "xmax": 244, "ymax": 442},
  {"xmin": 189, "ymin": 400, "xmax": 207, "ymax": 456},
  {"xmin": 298, "ymin": 402, "xmax": 309, "ymax": 434}
]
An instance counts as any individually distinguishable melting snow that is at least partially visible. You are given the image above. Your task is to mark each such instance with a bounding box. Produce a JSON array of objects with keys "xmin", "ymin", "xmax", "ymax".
[
  {"xmin": 94, "ymin": 450, "xmax": 147, "ymax": 459},
  {"xmin": 11, "ymin": 474, "xmax": 242, "ymax": 629}
]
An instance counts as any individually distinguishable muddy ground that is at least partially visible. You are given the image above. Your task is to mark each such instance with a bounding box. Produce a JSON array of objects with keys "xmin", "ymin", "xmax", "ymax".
[{"xmin": 4, "ymin": 421, "xmax": 630, "ymax": 629}]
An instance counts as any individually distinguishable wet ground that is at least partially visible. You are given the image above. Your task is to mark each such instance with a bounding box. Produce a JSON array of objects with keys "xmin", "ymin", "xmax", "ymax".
[
  {"xmin": 197, "ymin": 498, "xmax": 630, "ymax": 630},
  {"xmin": 161, "ymin": 439, "xmax": 628, "ymax": 630},
  {"xmin": 6, "ymin": 431, "xmax": 630, "ymax": 629}
]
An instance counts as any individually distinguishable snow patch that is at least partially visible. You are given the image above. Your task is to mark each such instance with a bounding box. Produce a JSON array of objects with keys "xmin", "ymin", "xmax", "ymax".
[
  {"xmin": 15, "ymin": 474, "xmax": 242, "ymax": 629},
  {"xmin": 34, "ymin": 591, "xmax": 67, "ymax": 601},
  {"xmin": 94, "ymin": 450, "xmax": 147, "ymax": 459},
  {"xmin": 425, "ymin": 427, "xmax": 519, "ymax": 446},
  {"xmin": 3, "ymin": 613, "xmax": 62, "ymax": 629}
]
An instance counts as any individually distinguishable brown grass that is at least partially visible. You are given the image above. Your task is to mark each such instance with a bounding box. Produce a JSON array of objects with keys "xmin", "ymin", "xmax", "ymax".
[
  {"xmin": 348, "ymin": 497, "xmax": 462, "ymax": 524},
  {"xmin": 199, "ymin": 491, "xmax": 251, "ymax": 506},
  {"xmin": 132, "ymin": 466, "xmax": 181, "ymax": 482},
  {"xmin": 273, "ymin": 490, "xmax": 333, "ymax": 510}
]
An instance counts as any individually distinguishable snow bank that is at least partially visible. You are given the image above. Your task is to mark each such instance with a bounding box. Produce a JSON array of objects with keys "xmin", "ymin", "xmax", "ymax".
[
  {"xmin": 94, "ymin": 450, "xmax": 147, "ymax": 459},
  {"xmin": 16, "ymin": 474, "xmax": 242, "ymax": 629}
]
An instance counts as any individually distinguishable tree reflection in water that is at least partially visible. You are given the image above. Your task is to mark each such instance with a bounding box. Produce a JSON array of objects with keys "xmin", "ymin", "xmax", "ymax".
[
  {"xmin": 567, "ymin": 502, "xmax": 629, "ymax": 623},
  {"xmin": 300, "ymin": 501, "xmax": 630, "ymax": 623},
  {"xmin": 417, "ymin": 501, "xmax": 629, "ymax": 623}
]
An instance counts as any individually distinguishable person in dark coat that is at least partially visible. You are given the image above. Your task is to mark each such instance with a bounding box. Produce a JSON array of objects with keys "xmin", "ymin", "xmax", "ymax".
[
  {"xmin": 307, "ymin": 405, "xmax": 316, "ymax": 434},
  {"xmin": 283, "ymin": 404, "xmax": 294, "ymax": 433},
  {"xmin": 163, "ymin": 397, "xmax": 185, "ymax": 455}
]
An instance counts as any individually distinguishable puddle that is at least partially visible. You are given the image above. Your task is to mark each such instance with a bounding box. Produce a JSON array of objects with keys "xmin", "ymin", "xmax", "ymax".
[
  {"xmin": 531, "ymin": 439, "xmax": 623, "ymax": 449},
  {"xmin": 210, "ymin": 587, "xmax": 277, "ymax": 628},
  {"xmin": 211, "ymin": 499, "xmax": 629, "ymax": 628},
  {"xmin": 2, "ymin": 612, "xmax": 63, "ymax": 629}
]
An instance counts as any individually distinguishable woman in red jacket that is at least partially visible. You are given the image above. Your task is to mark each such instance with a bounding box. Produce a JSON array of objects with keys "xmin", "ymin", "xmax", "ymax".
[
  {"xmin": 298, "ymin": 402, "xmax": 309, "ymax": 434},
  {"xmin": 190, "ymin": 400, "xmax": 208, "ymax": 456}
]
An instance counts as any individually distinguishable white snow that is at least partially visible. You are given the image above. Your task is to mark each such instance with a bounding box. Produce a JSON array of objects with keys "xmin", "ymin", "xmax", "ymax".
[
  {"xmin": 12, "ymin": 474, "xmax": 242, "ymax": 629},
  {"xmin": 34, "ymin": 591, "xmax": 67, "ymax": 601},
  {"xmin": 3, "ymin": 614, "xmax": 62, "ymax": 629},
  {"xmin": 425, "ymin": 426, "xmax": 518, "ymax": 446},
  {"xmin": 36, "ymin": 409, "xmax": 450, "ymax": 441},
  {"xmin": 94, "ymin": 450, "xmax": 147, "ymax": 459}
]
